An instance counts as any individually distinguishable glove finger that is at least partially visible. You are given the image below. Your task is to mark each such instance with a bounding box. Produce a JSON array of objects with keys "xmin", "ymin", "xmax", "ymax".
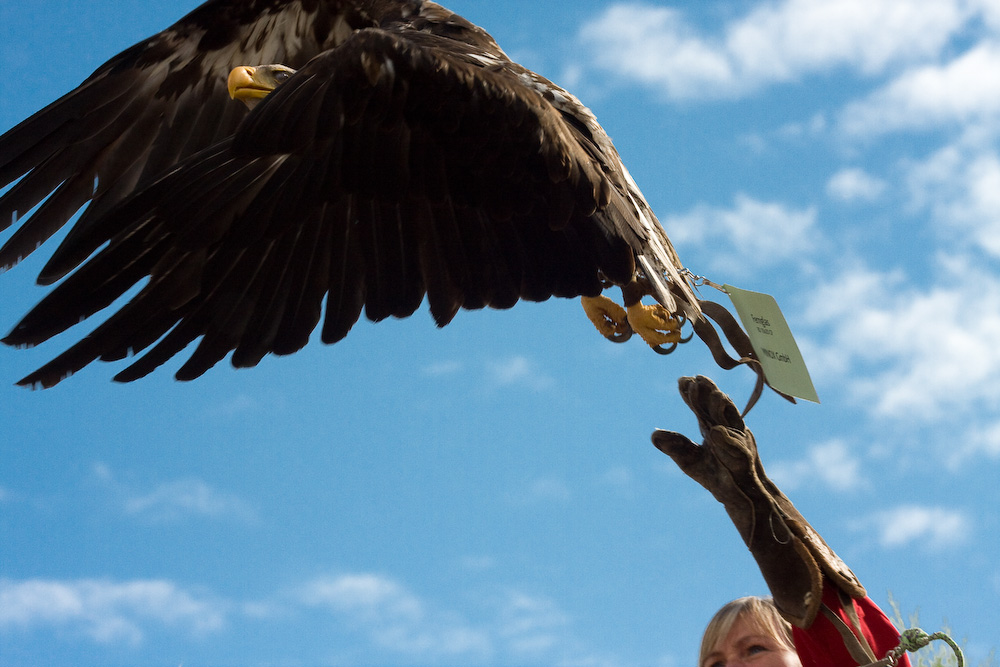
[
  {"xmin": 651, "ymin": 429, "xmax": 703, "ymax": 468},
  {"xmin": 678, "ymin": 376, "xmax": 746, "ymax": 435}
]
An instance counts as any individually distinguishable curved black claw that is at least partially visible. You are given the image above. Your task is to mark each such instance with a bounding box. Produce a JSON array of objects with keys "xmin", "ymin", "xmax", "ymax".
[
  {"xmin": 605, "ymin": 328, "xmax": 634, "ymax": 343},
  {"xmin": 678, "ymin": 314, "xmax": 694, "ymax": 344},
  {"xmin": 651, "ymin": 313, "xmax": 692, "ymax": 353}
]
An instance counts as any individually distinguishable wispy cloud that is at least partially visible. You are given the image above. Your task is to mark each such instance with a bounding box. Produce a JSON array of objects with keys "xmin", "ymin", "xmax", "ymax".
[
  {"xmin": 422, "ymin": 359, "xmax": 464, "ymax": 376},
  {"xmin": 0, "ymin": 578, "xmax": 226, "ymax": 644},
  {"xmin": 853, "ymin": 505, "xmax": 972, "ymax": 550},
  {"xmin": 575, "ymin": 0, "xmax": 983, "ymax": 100},
  {"xmin": 802, "ymin": 259, "xmax": 1000, "ymax": 422},
  {"xmin": 456, "ymin": 555, "xmax": 497, "ymax": 572},
  {"xmin": 507, "ymin": 477, "xmax": 573, "ymax": 506},
  {"xmin": 826, "ymin": 168, "xmax": 887, "ymax": 203},
  {"xmin": 599, "ymin": 465, "xmax": 634, "ymax": 488},
  {"xmin": 203, "ymin": 393, "xmax": 257, "ymax": 417},
  {"xmin": 768, "ymin": 439, "xmax": 866, "ymax": 492},
  {"xmin": 664, "ymin": 194, "xmax": 819, "ymax": 275},
  {"xmin": 495, "ymin": 590, "xmax": 570, "ymax": 659},
  {"xmin": 839, "ymin": 43, "xmax": 1000, "ymax": 136},
  {"xmin": 422, "ymin": 356, "xmax": 557, "ymax": 390},
  {"xmin": 124, "ymin": 478, "xmax": 256, "ymax": 523},
  {"xmin": 905, "ymin": 140, "xmax": 1000, "ymax": 258},
  {"xmin": 299, "ymin": 574, "xmax": 491, "ymax": 660},
  {"xmin": 94, "ymin": 463, "xmax": 256, "ymax": 524},
  {"xmin": 0, "ymin": 572, "xmax": 615, "ymax": 663},
  {"xmin": 949, "ymin": 420, "xmax": 1000, "ymax": 468},
  {"xmin": 296, "ymin": 574, "xmax": 613, "ymax": 664},
  {"xmin": 487, "ymin": 355, "xmax": 555, "ymax": 391},
  {"xmin": 577, "ymin": 5, "xmax": 737, "ymax": 99}
]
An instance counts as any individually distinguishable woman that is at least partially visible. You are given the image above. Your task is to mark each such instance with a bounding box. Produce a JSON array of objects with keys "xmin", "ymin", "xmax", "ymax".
[
  {"xmin": 700, "ymin": 597, "xmax": 801, "ymax": 667},
  {"xmin": 699, "ymin": 592, "xmax": 910, "ymax": 667}
]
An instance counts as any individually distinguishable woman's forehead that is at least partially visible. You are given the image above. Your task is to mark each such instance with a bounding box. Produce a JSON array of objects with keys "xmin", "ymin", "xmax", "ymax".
[{"xmin": 724, "ymin": 611, "xmax": 779, "ymax": 646}]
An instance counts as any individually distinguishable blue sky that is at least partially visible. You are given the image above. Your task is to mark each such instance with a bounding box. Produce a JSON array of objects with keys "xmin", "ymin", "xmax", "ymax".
[{"xmin": 1, "ymin": 1, "xmax": 998, "ymax": 665}]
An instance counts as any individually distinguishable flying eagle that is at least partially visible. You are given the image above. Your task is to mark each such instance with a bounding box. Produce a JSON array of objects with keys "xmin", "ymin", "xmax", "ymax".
[{"xmin": 0, "ymin": 0, "xmax": 761, "ymax": 389}]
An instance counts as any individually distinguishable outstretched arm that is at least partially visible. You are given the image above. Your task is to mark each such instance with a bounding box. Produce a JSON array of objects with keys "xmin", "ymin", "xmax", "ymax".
[{"xmin": 653, "ymin": 376, "xmax": 907, "ymax": 666}]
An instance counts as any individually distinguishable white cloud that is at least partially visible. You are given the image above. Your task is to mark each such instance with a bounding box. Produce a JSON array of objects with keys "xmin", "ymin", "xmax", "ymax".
[
  {"xmin": 802, "ymin": 259, "xmax": 1000, "ymax": 421},
  {"xmin": 857, "ymin": 505, "xmax": 972, "ymax": 550},
  {"xmin": 726, "ymin": 0, "xmax": 968, "ymax": 77},
  {"xmin": 0, "ymin": 572, "xmax": 611, "ymax": 661},
  {"xmin": 578, "ymin": 5, "xmax": 738, "ymax": 99},
  {"xmin": 840, "ymin": 42, "xmax": 1000, "ymax": 136},
  {"xmin": 124, "ymin": 478, "xmax": 256, "ymax": 523},
  {"xmin": 949, "ymin": 420, "xmax": 1000, "ymax": 467},
  {"xmin": 422, "ymin": 359, "xmax": 463, "ymax": 376},
  {"xmin": 905, "ymin": 142, "xmax": 1000, "ymax": 258},
  {"xmin": 826, "ymin": 168, "xmax": 887, "ymax": 202},
  {"xmin": 509, "ymin": 477, "xmax": 572, "ymax": 505},
  {"xmin": 599, "ymin": 465, "xmax": 633, "ymax": 488},
  {"xmin": 664, "ymin": 194, "xmax": 818, "ymax": 274},
  {"xmin": 969, "ymin": 422, "xmax": 1000, "ymax": 458},
  {"xmin": 456, "ymin": 555, "xmax": 497, "ymax": 572},
  {"xmin": 577, "ymin": 0, "xmax": 982, "ymax": 100},
  {"xmin": 778, "ymin": 112, "xmax": 829, "ymax": 140},
  {"xmin": 979, "ymin": 0, "xmax": 1000, "ymax": 29},
  {"xmin": 487, "ymin": 355, "xmax": 555, "ymax": 391},
  {"xmin": 0, "ymin": 578, "xmax": 226, "ymax": 644},
  {"xmin": 795, "ymin": 265, "xmax": 903, "ymax": 381},
  {"xmin": 768, "ymin": 439, "xmax": 865, "ymax": 492},
  {"xmin": 299, "ymin": 574, "xmax": 491, "ymax": 659},
  {"xmin": 204, "ymin": 393, "xmax": 257, "ymax": 417},
  {"xmin": 92, "ymin": 463, "xmax": 255, "ymax": 523},
  {"xmin": 297, "ymin": 574, "xmax": 610, "ymax": 663},
  {"xmin": 495, "ymin": 590, "xmax": 570, "ymax": 658}
]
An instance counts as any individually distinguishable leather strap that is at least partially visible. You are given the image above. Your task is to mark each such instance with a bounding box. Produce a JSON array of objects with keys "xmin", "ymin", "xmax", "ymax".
[
  {"xmin": 819, "ymin": 599, "xmax": 879, "ymax": 666},
  {"xmin": 693, "ymin": 299, "xmax": 795, "ymax": 414}
]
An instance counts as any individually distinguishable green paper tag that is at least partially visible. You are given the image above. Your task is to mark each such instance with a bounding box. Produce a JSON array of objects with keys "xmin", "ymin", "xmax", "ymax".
[{"xmin": 723, "ymin": 284, "xmax": 819, "ymax": 403}]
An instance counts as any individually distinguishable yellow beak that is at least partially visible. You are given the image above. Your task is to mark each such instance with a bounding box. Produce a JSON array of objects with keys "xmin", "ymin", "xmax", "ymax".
[{"xmin": 227, "ymin": 66, "xmax": 273, "ymax": 102}]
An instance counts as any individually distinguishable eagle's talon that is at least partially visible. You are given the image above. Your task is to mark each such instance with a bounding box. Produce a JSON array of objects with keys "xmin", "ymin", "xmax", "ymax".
[
  {"xmin": 606, "ymin": 328, "xmax": 633, "ymax": 343},
  {"xmin": 581, "ymin": 295, "xmax": 634, "ymax": 343},
  {"xmin": 626, "ymin": 302, "xmax": 685, "ymax": 351},
  {"xmin": 652, "ymin": 342, "xmax": 679, "ymax": 355}
]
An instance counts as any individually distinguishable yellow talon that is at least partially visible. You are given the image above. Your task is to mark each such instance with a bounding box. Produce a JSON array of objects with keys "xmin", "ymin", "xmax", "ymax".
[
  {"xmin": 626, "ymin": 302, "xmax": 683, "ymax": 352},
  {"xmin": 581, "ymin": 295, "xmax": 633, "ymax": 342}
]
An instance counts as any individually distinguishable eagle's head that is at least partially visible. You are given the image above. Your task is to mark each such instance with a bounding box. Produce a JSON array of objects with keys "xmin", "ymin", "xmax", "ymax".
[{"xmin": 227, "ymin": 64, "xmax": 296, "ymax": 110}]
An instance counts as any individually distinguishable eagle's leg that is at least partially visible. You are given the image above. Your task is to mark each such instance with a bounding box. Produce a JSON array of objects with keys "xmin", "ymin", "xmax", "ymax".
[
  {"xmin": 622, "ymin": 279, "xmax": 690, "ymax": 355},
  {"xmin": 581, "ymin": 295, "xmax": 633, "ymax": 343}
]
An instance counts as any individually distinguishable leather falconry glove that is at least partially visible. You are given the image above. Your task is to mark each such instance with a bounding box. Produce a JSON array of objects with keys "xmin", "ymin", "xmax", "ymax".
[{"xmin": 651, "ymin": 375, "xmax": 866, "ymax": 628}]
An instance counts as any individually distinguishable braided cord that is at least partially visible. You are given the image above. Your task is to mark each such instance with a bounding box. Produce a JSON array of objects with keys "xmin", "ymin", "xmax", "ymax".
[{"xmin": 885, "ymin": 628, "xmax": 964, "ymax": 667}]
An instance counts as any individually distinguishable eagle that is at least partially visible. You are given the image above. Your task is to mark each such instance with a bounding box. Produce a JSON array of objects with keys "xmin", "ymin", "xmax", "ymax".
[{"xmin": 0, "ymin": 0, "xmax": 762, "ymax": 390}]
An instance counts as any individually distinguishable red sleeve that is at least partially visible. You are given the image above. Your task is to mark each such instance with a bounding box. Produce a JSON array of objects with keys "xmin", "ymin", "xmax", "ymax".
[{"xmin": 791, "ymin": 582, "xmax": 910, "ymax": 667}]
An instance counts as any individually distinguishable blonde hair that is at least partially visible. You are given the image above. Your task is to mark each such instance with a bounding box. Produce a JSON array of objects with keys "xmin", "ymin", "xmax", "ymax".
[{"xmin": 699, "ymin": 597, "xmax": 795, "ymax": 667}]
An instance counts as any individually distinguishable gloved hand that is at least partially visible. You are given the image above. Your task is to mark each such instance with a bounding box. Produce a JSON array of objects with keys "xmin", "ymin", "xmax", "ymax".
[{"xmin": 652, "ymin": 375, "xmax": 866, "ymax": 628}]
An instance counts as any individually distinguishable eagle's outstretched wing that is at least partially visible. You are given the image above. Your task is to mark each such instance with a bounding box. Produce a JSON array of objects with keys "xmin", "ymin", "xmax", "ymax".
[
  {"xmin": 2, "ymin": 1, "xmax": 710, "ymax": 388},
  {"xmin": 0, "ymin": 0, "xmax": 372, "ymax": 281}
]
